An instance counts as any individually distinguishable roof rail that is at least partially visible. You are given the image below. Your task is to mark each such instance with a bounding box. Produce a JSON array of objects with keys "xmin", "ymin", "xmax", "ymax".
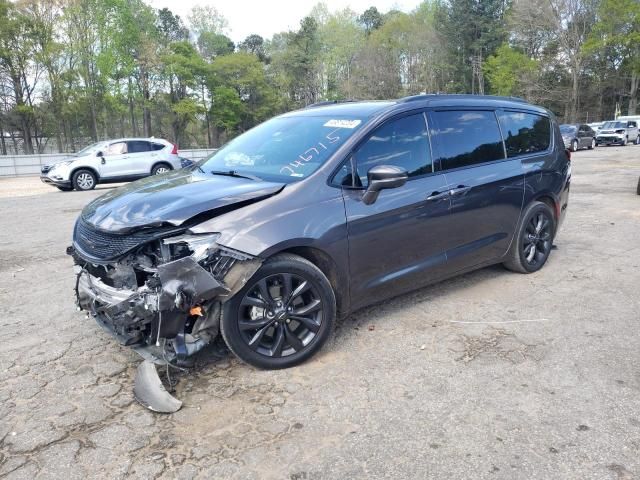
[
  {"xmin": 305, "ymin": 99, "xmax": 358, "ymax": 109},
  {"xmin": 397, "ymin": 93, "xmax": 528, "ymax": 104}
]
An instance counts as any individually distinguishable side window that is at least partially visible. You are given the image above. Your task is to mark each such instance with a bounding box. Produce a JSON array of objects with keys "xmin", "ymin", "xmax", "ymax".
[
  {"xmin": 430, "ymin": 110, "xmax": 504, "ymax": 170},
  {"xmin": 353, "ymin": 113, "xmax": 432, "ymax": 187},
  {"xmin": 127, "ymin": 141, "xmax": 151, "ymax": 153},
  {"xmin": 151, "ymin": 143, "xmax": 165, "ymax": 151},
  {"xmin": 105, "ymin": 141, "xmax": 127, "ymax": 155},
  {"xmin": 628, "ymin": 121, "xmax": 637, "ymax": 128},
  {"xmin": 497, "ymin": 111, "xmax": 551, "ymax": 158}
]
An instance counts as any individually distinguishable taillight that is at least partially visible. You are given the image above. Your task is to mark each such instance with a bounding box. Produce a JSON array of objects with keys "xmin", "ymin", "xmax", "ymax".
[{"xmin": 171, "ymin": 143, "xmax": 178, "ymax": 155}]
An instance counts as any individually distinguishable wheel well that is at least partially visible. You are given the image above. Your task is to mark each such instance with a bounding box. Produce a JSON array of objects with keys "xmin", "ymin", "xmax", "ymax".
[
  {"xmin": 70, "ymin": 166, "xmax": 99, "ymax": 182},
  {"xmin": 279, "ymin": 246, "xmax": 348, "ymax": 317},
  {"xmin": 534, "ymin": 195, "xmax": 557, "ymax": 222},
  {"xmin": 152, "ymin": 161, "xmax": 172, "ymax": 173}
]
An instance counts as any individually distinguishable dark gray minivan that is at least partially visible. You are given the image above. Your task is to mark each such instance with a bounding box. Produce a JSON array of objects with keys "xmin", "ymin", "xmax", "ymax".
[{"xmin": 70, "ymin": 95, "xmax": 570, "ymax": 407}]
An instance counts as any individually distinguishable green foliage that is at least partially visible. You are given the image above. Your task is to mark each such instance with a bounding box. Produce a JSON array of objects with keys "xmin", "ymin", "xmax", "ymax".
[
  {"xmin": 485, "ymin": 44, "xmax": 539, "ymax": 96},
  {"xmin": 0, "ymin": 0, "xmax": 638, "ymax": 153}
]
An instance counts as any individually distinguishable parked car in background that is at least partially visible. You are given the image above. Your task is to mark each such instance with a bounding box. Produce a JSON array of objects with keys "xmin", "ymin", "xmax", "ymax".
[
  {"xmin": 68, "ymin": 94, "xmax": 570, "ymax": 411},
  {"xmin": 596, "ymin": 120, "xmax": 639, "ymax": 146},
  {"xmin": 560, "ymin": 124, "xmax": 597, "ymax": 151},
  {"xmin": 40, "ymin": 137, "xmax": 180, "ymax": 191},
  {"xmin": 587, "ymin": 122, "xmax": 604, "ymax": 134}
]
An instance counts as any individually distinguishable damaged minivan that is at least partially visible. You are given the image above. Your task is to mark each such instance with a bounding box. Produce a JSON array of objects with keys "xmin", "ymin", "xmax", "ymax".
[{"xmin": 70, "ymin": 95, "xmax": 570, "ymax": 411}]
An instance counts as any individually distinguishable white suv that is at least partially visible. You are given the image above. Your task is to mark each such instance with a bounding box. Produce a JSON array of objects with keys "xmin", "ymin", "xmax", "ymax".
[
  {"xmin": 40, "ymin": 138, "xmax": 182, "ymax": 191},
  {"xmin": 596, "ymin": 120, "xmax": 640, "ymax": 146}
]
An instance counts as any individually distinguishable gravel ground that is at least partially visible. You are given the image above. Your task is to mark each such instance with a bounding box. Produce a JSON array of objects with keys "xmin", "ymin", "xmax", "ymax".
[{"xmin": 1, "ymin": 145, "xmax": 639, "ymax": 480}]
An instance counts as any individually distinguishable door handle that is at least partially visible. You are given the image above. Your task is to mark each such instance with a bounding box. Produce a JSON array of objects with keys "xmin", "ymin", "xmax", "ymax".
[
  {"xmin": 426, "ymin": 190, "xmax": 450, "ymax": 201},
  {"xmin": 449, "ymin": 185, "xmax": 472, "ymax": 196}
]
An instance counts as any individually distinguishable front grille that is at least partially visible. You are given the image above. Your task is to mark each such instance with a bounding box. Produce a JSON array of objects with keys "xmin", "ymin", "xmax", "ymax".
[{"xmin": 74, "ymin": 219, "xmax": 173, "ymax": 261}]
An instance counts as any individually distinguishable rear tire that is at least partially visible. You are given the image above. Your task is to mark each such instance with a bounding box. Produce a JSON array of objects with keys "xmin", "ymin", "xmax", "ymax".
[
  {"xmin": 571, "ymin": 139, "xmax": 578, "ymax": 152},
  {"xmin": 151, "ymin": 163, "xmax": 172, "ymax": 175},
  {"xmin": 221, "ymin": 253, "xmax": 336, "ymax": 370},
  {"xmin": 72, "ymin": 169, "xmax": 97, "ymax": 191},
  {"xmin": 588, "ymin": 138, "xmax": 595, "ymax": 150},
  {"xmin": 503, "ymin": 201, "xmax": 556, "ymax": 274},
  {"xmin": 636, "ymin": 177, "xmax": 640, "ymax": 196}
]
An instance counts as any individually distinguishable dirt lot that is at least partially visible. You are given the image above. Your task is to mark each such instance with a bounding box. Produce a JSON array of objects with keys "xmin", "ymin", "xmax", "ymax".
[{"xmin": 1, "ymin": 145, "xmax": 639, "ymax": 480}]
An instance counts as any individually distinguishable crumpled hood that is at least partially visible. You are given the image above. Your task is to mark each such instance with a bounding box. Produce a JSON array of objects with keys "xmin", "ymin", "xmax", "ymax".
[{"xmin": 81, "ymin": 169, "xmax": 285, "ymax": 233}]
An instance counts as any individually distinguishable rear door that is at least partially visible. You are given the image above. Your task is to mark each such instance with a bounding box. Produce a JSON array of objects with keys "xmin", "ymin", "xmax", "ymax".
[
  {"xmin": 427, "ymin": 109, "xmax": 526, "ymax": 272},
  {"xmin": 578, "ymin": 125, "xmax": 590, "ymax": 148},
  {"xmin": 126, "ymin": 140, "xmax": 153, "ymax": 175},
  {"xmin": 341, "ymin": 112, "xmax": 452, "ymax": 307}
]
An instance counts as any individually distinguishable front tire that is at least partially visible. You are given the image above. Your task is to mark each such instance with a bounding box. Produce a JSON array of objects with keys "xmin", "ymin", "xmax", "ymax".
[
  {"xmin": 503, "ymin": 201, "xmax": 556, "ymax": 274},
  {"xmin": 72, "ymin": 169, "xmax": 97, "ymax": 191},
  {"xmin": 56, "ymin": 186, "xmax": 74, "ymax": 192},
  {"xmin": 221, "ymin": 253, "xmax": 336, "ymax": 369}
]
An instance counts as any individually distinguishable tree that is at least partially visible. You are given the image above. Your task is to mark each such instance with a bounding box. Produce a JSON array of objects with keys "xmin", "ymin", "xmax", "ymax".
[
  {"xmin": 359, "ymin": 6, "xmax": 383, "ymax": 34},
  {"xmin": 485, "ymin": 44, "xmax": 539, "ymax": 98},
  {"xmin": 546, "ymin": 0, "xmax": 598, "ymax": 122},
  {"xmin": 0, "ymin": 0, "xmax": 40, "ymax": 153},
  {"xmin": 238, "ymin": 34, "xmax": 268, "ymax": 63},
  {"xmin": 587, "ymin": 0, "xmax": 640, "ymax": 114},
  {"xmin": 187, "ymin": 5, "xmax": 228, "ymax": 39},
  {"xmin": 437, "ymin": 0, "xmax": 509, "ymax": 94}
]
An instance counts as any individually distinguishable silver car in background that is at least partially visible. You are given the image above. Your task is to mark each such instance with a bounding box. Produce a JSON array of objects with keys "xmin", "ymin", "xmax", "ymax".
[
  {"xmin": 40, "ymin": 137, "xmax": 181, "ymax": 191},
  {"xmin": 596, "ymin": 120, "xmax": 639, "ymax": 146}
]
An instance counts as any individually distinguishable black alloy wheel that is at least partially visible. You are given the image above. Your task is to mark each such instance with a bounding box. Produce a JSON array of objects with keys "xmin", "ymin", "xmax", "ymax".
[
  {"xmin": 221, "ymin": 254, "xmax": 336, "ymax": 369},
  {"xmin": 503, "ymin": 201, "xmax": 556, "ymax": 274},
  {"xmin": 522, "ymin": 212, "xmax": 552, "ymax": 268}
]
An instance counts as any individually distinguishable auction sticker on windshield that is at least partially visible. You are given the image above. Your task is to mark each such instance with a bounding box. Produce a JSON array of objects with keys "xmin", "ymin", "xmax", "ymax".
[{"xmin": 323, "ymin": 119, "xmax": 362, "ymax": 129}]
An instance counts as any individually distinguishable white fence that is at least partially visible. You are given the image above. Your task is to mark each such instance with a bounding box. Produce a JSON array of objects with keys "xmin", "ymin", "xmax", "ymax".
[{"xmin": 0, "ymin": 148, "xmax": 218, "ymax": 177}]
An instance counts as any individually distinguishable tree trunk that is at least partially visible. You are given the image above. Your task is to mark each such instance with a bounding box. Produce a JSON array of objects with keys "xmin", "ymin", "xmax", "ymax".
[
  {"xmin": 128, "ymin": 78, "xmax": 138, "ymax": 137},
  {"xmin": 0, "ymin": 120, "xmax": 6, "ymax": 155},
  {"xmin": 141, "ymin": 68, "xmax": 152, "ymax": 137},
  {"xmin": 570, "ymin": 59, "xmax": 580, "ymax": 123},
  {"xmin": 628, "ymin": 71, "xmax": 638, "ymax": 115}
]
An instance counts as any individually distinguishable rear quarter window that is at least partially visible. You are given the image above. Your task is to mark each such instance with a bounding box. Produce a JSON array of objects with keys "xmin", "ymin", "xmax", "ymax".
[
  {"xmin": 498, "ymin": 111, "xmax": 551, "ymax": 157},
  {"xmin": 151, "ymin": 143, "xmax": 165, "ymax": 151}
]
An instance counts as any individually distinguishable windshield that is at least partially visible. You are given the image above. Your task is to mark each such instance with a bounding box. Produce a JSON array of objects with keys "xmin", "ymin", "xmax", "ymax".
[
  {"xmin": 560, "ymin": 125, "xmax": 577, "ymax": 134},
  {"xmin": 74, "ymin": 141, "xmax": 106, "ymax": 156},
  {"xmin": 602, "ymin": 121, "xmax": 625, "ymax": 129},
  {"xmin": 199, "ymin": 115, "xmax": 366, "ymax": 182}
]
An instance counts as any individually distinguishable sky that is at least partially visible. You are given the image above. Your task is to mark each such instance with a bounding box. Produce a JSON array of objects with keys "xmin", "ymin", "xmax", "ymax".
[{"xmin": 148, "ymin": 0, "xmax": 422, "ymax": 43}]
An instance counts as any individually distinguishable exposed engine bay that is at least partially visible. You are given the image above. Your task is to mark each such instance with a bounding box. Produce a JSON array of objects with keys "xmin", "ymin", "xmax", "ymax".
[{"xmin": 69, "ymin": 217, "xmax": 262, "ymax": 412}]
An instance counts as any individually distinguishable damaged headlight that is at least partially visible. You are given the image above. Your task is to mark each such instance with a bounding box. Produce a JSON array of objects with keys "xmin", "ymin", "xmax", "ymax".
[{"xmin": 163, "ymin": 232, "xmax": 221, "ymax": 262}]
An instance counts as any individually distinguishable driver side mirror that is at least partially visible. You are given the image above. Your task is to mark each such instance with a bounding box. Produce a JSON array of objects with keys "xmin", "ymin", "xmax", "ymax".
[
  {"xmin": 96, "ymin": 151, "xmax": 104, "ymax": 157},
  {"xmin": 362, "ymin": 165, "xmax": 408, "ymax": 205}
]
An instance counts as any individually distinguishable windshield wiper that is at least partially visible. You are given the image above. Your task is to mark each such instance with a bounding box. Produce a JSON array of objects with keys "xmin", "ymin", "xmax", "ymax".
[{"xmin": 210, "ymin": 170, "xmax": 261, "ymax": 181}]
